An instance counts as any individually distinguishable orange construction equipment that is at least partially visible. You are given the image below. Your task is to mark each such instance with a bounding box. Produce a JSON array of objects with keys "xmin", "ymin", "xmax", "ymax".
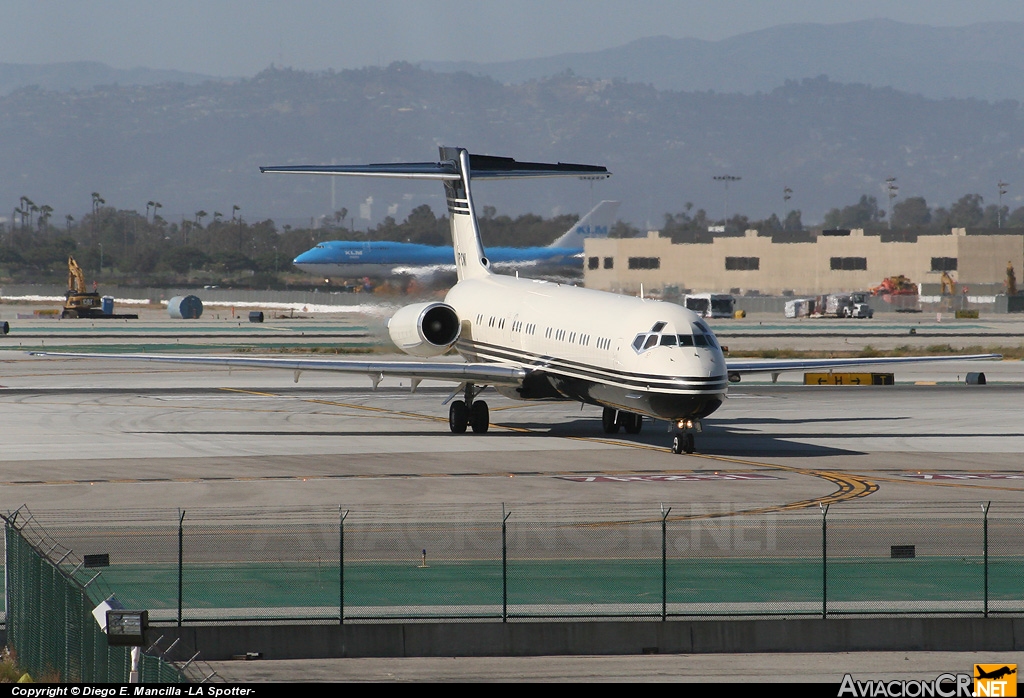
[
  {"xmin": 869, "ymin": 275, "xmax": 918, "ymax": 296},
  {"xmin": 940, "ymin": 271, "xmax": 956, "ymax": 296}
]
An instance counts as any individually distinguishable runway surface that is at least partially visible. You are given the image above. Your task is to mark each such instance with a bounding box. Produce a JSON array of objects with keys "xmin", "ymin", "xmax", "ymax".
[{"xmin": 1, "ymin": 345, "xmax": 1022, "ymax": 682}]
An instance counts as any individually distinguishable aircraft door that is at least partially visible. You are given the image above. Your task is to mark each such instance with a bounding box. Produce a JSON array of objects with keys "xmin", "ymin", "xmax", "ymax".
[{"xmin": 612, "ymin": 337, "xmax": 625, "ymax": 369}]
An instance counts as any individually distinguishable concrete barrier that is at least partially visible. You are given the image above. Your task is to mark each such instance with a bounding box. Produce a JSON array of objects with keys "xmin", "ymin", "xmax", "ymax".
[{"xmin": 147, "ymin": 617, "xmax": 1024, "ymax": 661}]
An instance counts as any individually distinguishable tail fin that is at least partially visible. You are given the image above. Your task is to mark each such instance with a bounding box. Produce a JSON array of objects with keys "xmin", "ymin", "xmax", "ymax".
[
  {"xmin": 439, "ymin": 147, "xmax": 490, "ymax": 280},
  {"xmin": 261, "ymin": 147, "xmax": 610, "ymax": 282},
  {"xmin": 549, "ymin": 200, "xmax": 620, "ymax": 248}
]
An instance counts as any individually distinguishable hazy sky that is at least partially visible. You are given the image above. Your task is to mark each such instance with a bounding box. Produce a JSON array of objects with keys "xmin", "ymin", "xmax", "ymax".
[{"xmin": 8, "ymin": 1, "xmax": 1024, "ymax": 76}]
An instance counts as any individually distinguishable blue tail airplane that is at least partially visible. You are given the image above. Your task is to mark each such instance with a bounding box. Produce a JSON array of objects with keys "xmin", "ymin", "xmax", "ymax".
[{"xmin": 292, "ymin": 200, "xmax": 619, "ymax": 277}]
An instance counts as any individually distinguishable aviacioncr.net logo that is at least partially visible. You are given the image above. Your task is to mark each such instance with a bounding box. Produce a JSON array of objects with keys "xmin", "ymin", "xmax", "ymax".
[{"xmin": 839, "ymin": 673, "xmax": 973, "ymax": 697}]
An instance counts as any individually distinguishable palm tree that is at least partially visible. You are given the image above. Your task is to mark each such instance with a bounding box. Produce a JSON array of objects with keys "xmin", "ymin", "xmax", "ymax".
[
  {"xmin": 38, "ymin": 205, "xmax": 53, "ymax": 230},
  {"xmin": 146, "ymin": 201, "xmax": 155, "ymax": 223},
  {"xmin": 66, "ymin": 214, "xmax": 74, "ymax": 233},
  {"xmin": 194, "ymin": 210, "xmax": 207, "ymax": 228}
]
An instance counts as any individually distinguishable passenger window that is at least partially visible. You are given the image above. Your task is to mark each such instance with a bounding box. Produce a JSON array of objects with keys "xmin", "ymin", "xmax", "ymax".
[
  {"xmin": 660, "ymin": 334, "xmax": 677, "ymax": 346},
  {"xmin": 677, "ymin": 334, "xmax": 694, "ymax": 346}
]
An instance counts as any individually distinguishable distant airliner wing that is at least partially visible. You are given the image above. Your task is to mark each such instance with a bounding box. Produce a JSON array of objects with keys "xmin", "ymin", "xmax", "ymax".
[
  {"xmin": 726, "ymin": 353, "xmax": 1000, "ymax": 376},
  {"xmin": 28, "ymin": 352, "xmax": 527, "ymax": 386}
]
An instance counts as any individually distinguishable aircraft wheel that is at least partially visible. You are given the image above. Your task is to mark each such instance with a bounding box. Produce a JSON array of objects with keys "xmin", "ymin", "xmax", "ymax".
[
  {"xmin": 624, "ymin": 413, "xmax": 643, "ymax": 434},
  {"xmin": 683, "ymin": 433, "xmax": 695, "ymax": 454},
  {"xmin": 672, "ymin": 434, "xmax": 684, "ymax": 454},
  {"xmin": 601, "ymin": 407, "xmax": 619, "ymax": 434},
  {"xmin": 449, "ymin": 400, "xmax": 468, "ymax": 433},
  {"xmin": 470, "ymin": 400, "xmax": 489, "ymax": 433}
]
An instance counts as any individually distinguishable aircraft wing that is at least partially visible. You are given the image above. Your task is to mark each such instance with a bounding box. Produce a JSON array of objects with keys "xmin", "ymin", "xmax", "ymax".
[
  {"xmin": 27, "ymin": 352, "xmax": 527, "ymax": 386},
  {"xmin": 726, "ymin": 353, "xmax": 1000, "ymax": 376}
]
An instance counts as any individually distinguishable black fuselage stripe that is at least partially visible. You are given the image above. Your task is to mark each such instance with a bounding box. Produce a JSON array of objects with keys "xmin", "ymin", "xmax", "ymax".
[{"xmin": 457, "ymin": 339, "xmax": 727, "ymax": 393}]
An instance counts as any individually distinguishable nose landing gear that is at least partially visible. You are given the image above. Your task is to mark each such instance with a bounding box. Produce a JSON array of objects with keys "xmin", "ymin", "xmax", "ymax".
[{"xmin": 670, "ymin": 419, "xmax": 701, "ymax": 454}]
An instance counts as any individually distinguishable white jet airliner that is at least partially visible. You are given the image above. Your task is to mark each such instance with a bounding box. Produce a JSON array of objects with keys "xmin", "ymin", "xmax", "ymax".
[{"xmin": 35, "ymin": 147, "xmax": 997, "ymax": 454}]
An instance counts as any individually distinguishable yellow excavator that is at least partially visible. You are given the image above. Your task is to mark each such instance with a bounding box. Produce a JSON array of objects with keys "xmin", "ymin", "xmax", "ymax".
[
  {"xmin": 62, "ymin": 255, "xmax": 102, "ymax": 318},
  {"xmin": 62, "ymin": 255, "xmax": 137, "ymax": 319}
]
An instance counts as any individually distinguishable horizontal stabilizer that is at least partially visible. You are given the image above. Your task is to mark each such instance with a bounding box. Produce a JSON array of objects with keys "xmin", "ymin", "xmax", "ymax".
[{"xmin": 261, "ymin": 151, "xmax": 610, "ymax": 181}]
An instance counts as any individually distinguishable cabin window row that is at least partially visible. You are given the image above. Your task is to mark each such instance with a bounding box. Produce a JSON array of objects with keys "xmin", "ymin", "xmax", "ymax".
[{"xmin": 476, "ymin": 313, "xmax": 614, "ymax": 350}]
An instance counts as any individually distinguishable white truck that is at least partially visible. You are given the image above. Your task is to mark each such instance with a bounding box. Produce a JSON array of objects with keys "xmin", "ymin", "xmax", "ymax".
[{"xmin": 683, "ymin": 293, "xmax": 736, "ymax": 318}]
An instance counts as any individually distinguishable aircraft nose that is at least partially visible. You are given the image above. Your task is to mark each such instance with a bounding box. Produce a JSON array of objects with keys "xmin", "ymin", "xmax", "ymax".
[{"xmin": 293, "ymin": 250, "xmax": 315, "ymax": 264}]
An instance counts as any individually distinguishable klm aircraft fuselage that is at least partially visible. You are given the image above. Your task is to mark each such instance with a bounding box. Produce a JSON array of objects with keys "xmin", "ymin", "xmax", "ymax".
[{"xmin": 293, "ymin": 239, "xmax": 588, "ymax": 276}]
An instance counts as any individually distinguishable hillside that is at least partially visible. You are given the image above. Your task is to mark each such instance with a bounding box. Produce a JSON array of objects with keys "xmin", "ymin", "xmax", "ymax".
[{"xmin": 2, "ymin": 64, "xmax": 1022, "ymax": 228}]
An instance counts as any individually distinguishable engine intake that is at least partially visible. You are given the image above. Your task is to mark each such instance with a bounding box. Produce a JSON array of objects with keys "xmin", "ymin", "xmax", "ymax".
[{"xmin": 387, "ymin": 302, "xmax": 461, "ymax": 357}]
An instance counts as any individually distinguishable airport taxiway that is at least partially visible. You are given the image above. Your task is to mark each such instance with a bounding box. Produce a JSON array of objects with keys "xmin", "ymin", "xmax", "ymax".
[{"xmin": 2, "ymin": 312, "xmax": 1023, "ymax": 682}]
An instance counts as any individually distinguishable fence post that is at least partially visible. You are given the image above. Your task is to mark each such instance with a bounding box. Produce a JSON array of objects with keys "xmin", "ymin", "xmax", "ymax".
[
  {"xmin": 177, "ymin": 509, "xmax": 185, "ymax": 628},
  {"xmin": 820, "ymin": 503, "xmax": 829, "ymax": 619},
  {"xmin": 661, "ymin": 505, "xmax": 672, "ymax": 622},
  {"xmin": 502, "ymin": 504, "xmax": 511, "ymax": 623},
  {"xmin": 339, "ymin": 508, "xmax": 348, "ymax": 625},
  {"xmin": 982, "ymin": 501, "xmax": 991, "ymax": 618}
]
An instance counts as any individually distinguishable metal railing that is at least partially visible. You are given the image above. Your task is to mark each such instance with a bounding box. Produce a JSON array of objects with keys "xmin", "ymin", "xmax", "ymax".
[{"xmin": 3, "ymin": 507, "xmax": 219, "ymax": 683}]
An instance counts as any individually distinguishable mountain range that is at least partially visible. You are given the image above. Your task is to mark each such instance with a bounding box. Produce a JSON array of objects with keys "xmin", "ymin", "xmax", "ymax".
[
  {"xmin": 2, "ymin": 20, "xmax": 1023, "ymax": 229},
  {"xmin": 424, "ymin": 19, "xmax": 1024, "ymax": 103}
]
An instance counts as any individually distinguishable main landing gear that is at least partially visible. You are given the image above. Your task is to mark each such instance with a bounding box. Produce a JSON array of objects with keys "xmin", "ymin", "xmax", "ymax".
[
  {"xmin": 670, "ymin": 418, "xmax": 702, "ymax": 455},
  {"xmin": 601, "ymin": 407, "xmax": 643, "ymax": 435},
  {"xmin": 449, "ymin": 383, "xmax": 489, "ymax": 434}
]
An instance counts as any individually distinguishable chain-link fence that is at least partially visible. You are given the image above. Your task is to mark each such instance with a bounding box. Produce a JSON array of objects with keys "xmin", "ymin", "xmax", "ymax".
[
  {"xmin": 8, "ymin": 502, "xmax": 1024, "ymax": 626},
  {"xmin": 3, "ymin": 508, "xmax": 220, "ymax": 683}
]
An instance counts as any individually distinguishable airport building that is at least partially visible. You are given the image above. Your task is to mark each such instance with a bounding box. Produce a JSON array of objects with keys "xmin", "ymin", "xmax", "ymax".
[{"xmin": 583, "ymin": 227, "xmax": 1024, "ymax": 297}]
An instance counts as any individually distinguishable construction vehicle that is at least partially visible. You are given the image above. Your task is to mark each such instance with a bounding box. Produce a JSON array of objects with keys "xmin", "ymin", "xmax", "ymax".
[
  {"xmin": 870, "ymin": 275, "xmax": 918, "ymax": 298},
  {"xmin": 62, "ymin": 256, "xmax": 137, "ymax": 319},
  {"xmin": 940, "ymin": 271, "xmax": 957, "ymax": 296}
]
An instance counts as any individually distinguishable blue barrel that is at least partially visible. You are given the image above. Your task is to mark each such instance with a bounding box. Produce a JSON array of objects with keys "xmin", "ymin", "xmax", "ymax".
[
  {"xmin": 248, "ymin": 311, "xmax": 264, "ymax": 323},
  {"xmin": 101, "ymin": 296, "xmax": 114, "ymax": 315},
  {"xmin": 167, "ymin": 295, "xmax": 204, "ymax": 319}
]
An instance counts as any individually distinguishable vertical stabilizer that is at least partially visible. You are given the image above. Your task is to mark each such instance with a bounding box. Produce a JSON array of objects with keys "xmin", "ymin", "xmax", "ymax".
[
  {"xmin": 440, "ymin": 147, "xmax": 492, "ymax": 281},
  {"xmin": 550, "ymin": 200, "xmax": 621, "ymax": 248}
]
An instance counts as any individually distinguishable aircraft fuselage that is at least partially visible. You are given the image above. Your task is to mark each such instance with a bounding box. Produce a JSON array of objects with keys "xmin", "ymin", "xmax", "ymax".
[{"xmin": 445, "ymin": 275, "xmax": 728, "ymax": 421}]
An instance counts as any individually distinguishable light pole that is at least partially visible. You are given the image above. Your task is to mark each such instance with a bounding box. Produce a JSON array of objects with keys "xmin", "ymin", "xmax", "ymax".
[
  {"xmin": 713, "ymin": 175, "xmax": 741, "ymax": 230},
  {"xmin": 885, "ymin": 177, "xmax": 898, "ymax": 229},
  {"xmin": 998, "ymin": 181, "xmax": 1009, "ymax": 228},
  {"xmin": 98, "ymin": 242, "xmax": 103, "ymax": 275}
]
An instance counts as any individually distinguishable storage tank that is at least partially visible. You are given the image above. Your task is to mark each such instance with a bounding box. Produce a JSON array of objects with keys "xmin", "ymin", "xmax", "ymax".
[{"xmin": 167, "ymin": 295, "xmax": 203, "ymax": 319}]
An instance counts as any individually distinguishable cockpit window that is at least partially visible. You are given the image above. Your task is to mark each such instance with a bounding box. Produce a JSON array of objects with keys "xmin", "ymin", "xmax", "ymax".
[
  {"xmin": 651, "ymin": 321, "xmax": 667, "ymax": 333},
  {"xmin": 632, "ymin": 325, "xmax": 719, "ymax": 354}
]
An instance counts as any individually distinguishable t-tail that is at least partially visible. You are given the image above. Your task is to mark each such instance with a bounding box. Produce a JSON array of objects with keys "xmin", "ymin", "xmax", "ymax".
[
  {"xmin": 260, "ymin": 146, "xmax": 610, "ymax": 282},
  {"xmin": 549, "ymin": 200, "xmax": 620, "ymax": 249}
]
